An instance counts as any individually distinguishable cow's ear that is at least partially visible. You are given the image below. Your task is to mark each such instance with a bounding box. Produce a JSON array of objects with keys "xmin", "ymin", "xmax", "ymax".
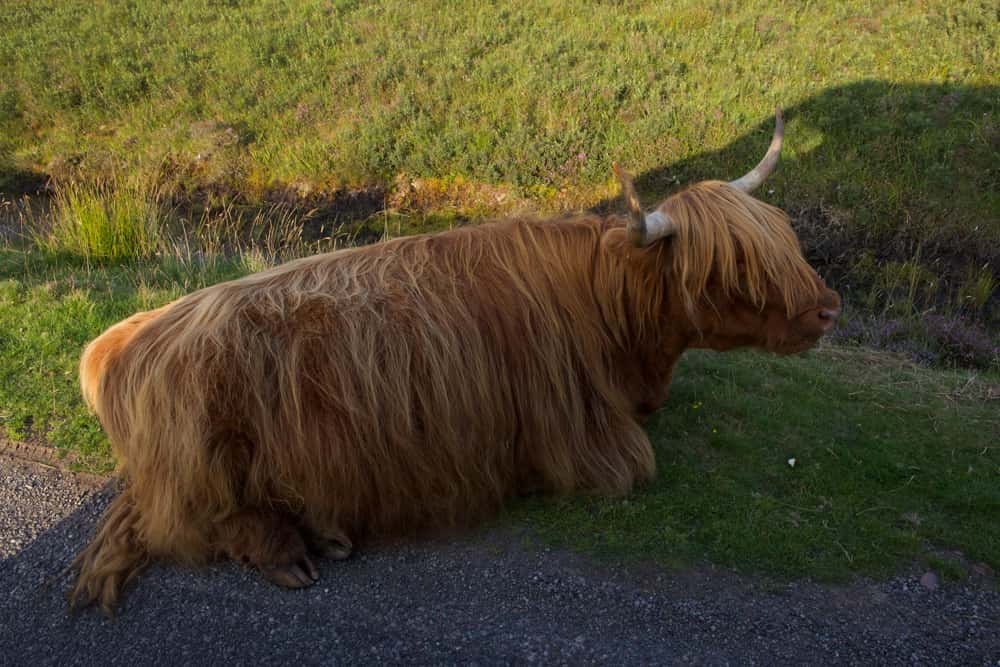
[
  {"xmin": 601, "ymin": 226, "xmax": 668, "ymax": 262},
  {"xmin": 601, "ymin": 227, "xmax": 645, "ymax": 257},
  {"xmin": 600, "ymin": 226, "xmax": 629, "ymax": 251}
]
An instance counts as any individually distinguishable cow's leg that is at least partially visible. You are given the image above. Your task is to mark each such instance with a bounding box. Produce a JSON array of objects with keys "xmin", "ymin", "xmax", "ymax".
[
  {"xmin": 620, "ymin": 414, "xmax": 657, "ymax": 485},
  {"xmin": 583, "ymin": 410, "xmax": 657, "ymax": 495},
  {"xmin": 213, "ymin": 509, "xmax": 319, "ymax": 588},
  {"xmin": 525, "ymin": 408, "xmax": 656, "ymax": 496}
]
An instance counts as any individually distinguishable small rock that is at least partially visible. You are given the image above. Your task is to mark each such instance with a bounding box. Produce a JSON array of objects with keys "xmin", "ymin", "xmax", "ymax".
[
  {"xmin": 971, "ymin": 562, "xmax": 995, "ymax": 578},
  {"xmin": 920, "ymin": 571, "xmax": 939, "ymax": 591}
]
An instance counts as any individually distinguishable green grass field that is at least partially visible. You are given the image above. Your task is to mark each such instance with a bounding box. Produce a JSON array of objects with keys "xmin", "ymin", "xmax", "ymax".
[
  {"xmin": 0, "ymin": 1, "xmax": 998, "ymax": 581},
  {"xmin": 2, "ymin": 1, "xmax": 995, "ymax": 200}
]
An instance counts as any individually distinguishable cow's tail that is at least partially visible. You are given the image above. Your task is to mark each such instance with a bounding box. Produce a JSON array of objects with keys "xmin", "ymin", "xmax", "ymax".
[
  {"xmin": 73, "ymin": 304, "xmax": 171, "ymax": 614},
  {"xmin": 69, "ymin": 487, "xmax": 148, "ymax": 616}
]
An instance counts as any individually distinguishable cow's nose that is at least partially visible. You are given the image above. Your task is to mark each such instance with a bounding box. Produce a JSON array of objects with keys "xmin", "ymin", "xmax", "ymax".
[{"xmin": 817, "ymin": 308, "xmax": 840, "ymax": 330}]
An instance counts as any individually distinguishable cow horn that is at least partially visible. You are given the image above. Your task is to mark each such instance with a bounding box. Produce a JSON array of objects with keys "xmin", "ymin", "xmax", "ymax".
[
  {"xmin": 729, "ymin": 107, "xmax": 784, "ymax": 193},
  {"xmin": 613, "ymin": 163, "xmax": 677, "ymax": 247}
]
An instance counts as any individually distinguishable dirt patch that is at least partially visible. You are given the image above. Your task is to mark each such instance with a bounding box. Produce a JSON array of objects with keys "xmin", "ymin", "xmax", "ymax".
[
  {"xmin": 267, "ymin": 184, "xmax": 388, "ymax": 242},
  {"xmin": 755, "ymin": 15, "xmax": 791, "ymax": 37},
  {"xmin": 847, "ymin": 16, "xmax": 881, "ymax": 33}
]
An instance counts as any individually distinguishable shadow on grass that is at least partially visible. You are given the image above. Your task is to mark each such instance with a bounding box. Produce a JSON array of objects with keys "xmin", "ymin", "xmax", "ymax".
[
  {"xmin": 0, "ymin": 148, "xmax": 47, "ymax": 199},
  {"xmin": 590, "ymin": 80, "xmax": 999, "ymax": 322}
]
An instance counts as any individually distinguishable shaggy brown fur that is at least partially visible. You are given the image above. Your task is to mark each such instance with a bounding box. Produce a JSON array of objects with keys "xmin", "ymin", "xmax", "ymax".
[{"xmin": 72, "ymin": 180, "xmax": 839, "ymax": 613}]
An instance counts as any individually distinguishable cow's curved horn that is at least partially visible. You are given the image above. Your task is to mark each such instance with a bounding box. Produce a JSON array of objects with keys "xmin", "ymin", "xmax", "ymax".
[
  {"xmin": 729, "ymin": 107, "xmax": 784, "ymax": 193},
  {"xmin": 613, "ymin": 163, "xmax": 677, "ymax": 247}
]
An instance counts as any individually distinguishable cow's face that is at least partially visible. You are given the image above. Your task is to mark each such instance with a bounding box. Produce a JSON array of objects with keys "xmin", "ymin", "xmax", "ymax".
[
  {"xmin": 691, "ymin": 268, "xmax": 841, "ymax": 354},
  {"xmin": 613, "ymin": 106, "xmax": 844, "ymax": 355}
]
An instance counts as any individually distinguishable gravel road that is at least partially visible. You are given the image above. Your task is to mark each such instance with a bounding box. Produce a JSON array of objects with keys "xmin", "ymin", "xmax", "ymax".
[{"xmin": 1, "ymin": 453, "xmax": 998, "ymax": 665}]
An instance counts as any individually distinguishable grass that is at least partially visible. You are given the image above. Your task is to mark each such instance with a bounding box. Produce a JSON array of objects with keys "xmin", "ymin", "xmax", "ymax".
[
  {"xmin": 31, "ymin": 178, "xmax": 164, "ymax": 261},
  {"xmin": 1, "ymin": 1, "xmax": 994, "ymax": 188},
  {"xmin": 508, "ymin": 347, "xmax": 1000, "ymax": 580},
  {"xmin": 1, "ymin": 3, "xmax": 997, "ymax": 222}
]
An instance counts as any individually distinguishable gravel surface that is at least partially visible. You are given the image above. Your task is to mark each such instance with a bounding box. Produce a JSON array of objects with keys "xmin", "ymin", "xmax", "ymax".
[
  {"xmin": 1, "ymin": 454, "xmax": 999, "ymax": 665},
  {"xmin": 0, "ymin": 455, "xmax": 96, "ymax": 559}
]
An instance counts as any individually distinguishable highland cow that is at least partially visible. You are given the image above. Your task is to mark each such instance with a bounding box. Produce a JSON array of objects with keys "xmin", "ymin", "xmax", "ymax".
[{"xmin": 72, "ymin": 109, "xmax": 840, "ymax": 613}]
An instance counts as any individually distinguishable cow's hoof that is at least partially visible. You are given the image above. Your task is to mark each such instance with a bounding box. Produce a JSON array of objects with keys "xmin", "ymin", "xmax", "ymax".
[
  {"xmin": 261, "ymin": 555, "xmax": 319, "ymax": 589},
  {"xmin": 306, "ymin": 529, "xmax": 354, "ymax": 561},
  {"xmin": 315, "ymin": 537, "xmax": 353, "ymax": 561}
]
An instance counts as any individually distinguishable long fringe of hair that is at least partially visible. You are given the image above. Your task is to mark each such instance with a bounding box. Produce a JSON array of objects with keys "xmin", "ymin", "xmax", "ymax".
[{"xmin": 661, "ymin": 181, "xmax": 821, "ymax": 318}]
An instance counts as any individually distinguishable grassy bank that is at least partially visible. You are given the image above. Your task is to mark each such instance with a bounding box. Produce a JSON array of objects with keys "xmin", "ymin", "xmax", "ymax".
[{"xmin": 2, "ymin": 1, "xmax": 995, "ymax": 202}]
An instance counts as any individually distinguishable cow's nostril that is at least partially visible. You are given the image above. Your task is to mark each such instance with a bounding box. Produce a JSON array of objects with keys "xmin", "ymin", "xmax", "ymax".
[{"xmin": 818, "ymin": 308, "xmax": 839, "ymax": 321}]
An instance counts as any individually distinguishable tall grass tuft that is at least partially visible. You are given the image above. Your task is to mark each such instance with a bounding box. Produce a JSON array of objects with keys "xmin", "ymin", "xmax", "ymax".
[{"xmin": 35, "ymin": 179, "xmax": 164, "ymax": 261}]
